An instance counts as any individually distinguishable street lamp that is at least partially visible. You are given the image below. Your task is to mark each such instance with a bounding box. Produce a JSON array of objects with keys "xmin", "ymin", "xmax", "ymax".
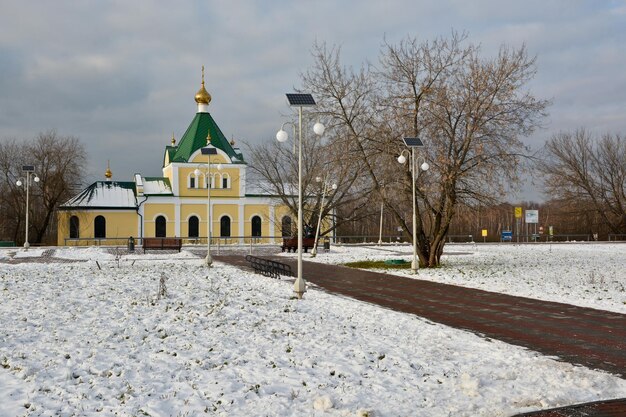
[
  {"xmin": 311, "ymin": 175, "xmax": 337, "ymax": 257},
  {"xmin": 276, "ymin": 93, "xmax": 325, "ymax": 299},
  {"xmin": 195, "ymin": 137, "xmax": 222, "ymax": 267},
  {"xmin": 16, "ymin": 165, "xmax": 40, "ymax": 250},
  {"xmin": 398, "ymin": 138, "xmax": 429, "ymax": 274}
]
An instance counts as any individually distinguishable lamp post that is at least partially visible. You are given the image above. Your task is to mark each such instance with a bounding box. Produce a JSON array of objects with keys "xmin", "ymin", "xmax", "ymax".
[
  {"xmin": 311, "ymin": 175, "xmax": 337, "ymax": 257},
  {"xmin": 398, "ymin": 138, "xmax": 429, "ymax": 274},
  {"xmin": 276, "ymin": 93, "xmax": 325, "ymax": 299},
  {"xmin": 195, "ymin": 139, "xmax": 222, "ymax": 267},
  {"xmin": 378, "ymin": 201, "xmax": 384, "ymax": 245},
  {"xmin": 16, "ymin": 165, "xmax": 39, "ymax": 250}
]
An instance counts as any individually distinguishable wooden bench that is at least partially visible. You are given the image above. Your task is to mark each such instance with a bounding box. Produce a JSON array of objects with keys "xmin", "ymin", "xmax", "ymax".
[
  {"xmin": 143, "ymin": 237, "xmax": 182, "ymax": 253},
  {"xmin": 245, "ymin": 255, "xmax": 293, "ymax": 278},
  {"xmin": 281, "ymin": 237, "xmax": 316, "ymax": 253}
]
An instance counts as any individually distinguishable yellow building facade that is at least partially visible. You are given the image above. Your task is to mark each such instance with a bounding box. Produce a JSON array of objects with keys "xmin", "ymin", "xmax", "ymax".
[{"xmin": 57, "ymin": 70, "xmax": 294, "ymax": 246}]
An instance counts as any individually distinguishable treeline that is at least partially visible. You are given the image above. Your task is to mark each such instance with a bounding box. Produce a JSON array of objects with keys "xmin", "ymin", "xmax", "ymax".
[
  {"xmin": 0, "ymin": 131, "xmax": 86, "ymax": 246},
  {"xmin": 335, "ymin": 129, "xmax": 626, "ymax": 241}
]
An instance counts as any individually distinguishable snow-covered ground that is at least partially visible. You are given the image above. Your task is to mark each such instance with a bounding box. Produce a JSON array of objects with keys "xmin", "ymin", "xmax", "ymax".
[
  {"xmin": 0, "ymin": 244, "xmax": 625, "ymax": 417},
  {"xmin": 294, "ymin": 242, "xmax": 626, "ymax": 314}
]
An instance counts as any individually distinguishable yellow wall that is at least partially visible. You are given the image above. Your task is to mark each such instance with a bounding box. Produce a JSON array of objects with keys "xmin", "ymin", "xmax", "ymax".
[
  {"xmin": 213, "ymin": 204, "xmax": 239, "ymax": 237},
  {"xmin": 244, "ymin": 205, "xmax": 271, "ymax": 238},
  {"xmin": 181, "ymin": 204, "xmax": 205, "ymax": 238},
  {"xmin": 175, "ymin": 153, "xmax": 242, "ymax": 199},
  {"xmin": 274, "ymin": 205, "xmax": 295, "ymax": 237},
  {"xmin": 57, "ymin": 210, "xmax": 138, "ymax": 246},
  {"xmin": 144, "ymin": 203, "xmax": 176, "ymax": 237}
]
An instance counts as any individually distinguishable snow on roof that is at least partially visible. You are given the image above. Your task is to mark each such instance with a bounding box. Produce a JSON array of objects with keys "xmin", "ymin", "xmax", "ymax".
[
  {"xmin": 60, "ymin": 181, "xmax": 137, "ymax": 209},
  {"xmin": 142, "ymin": 177, "xmax": 173, "ymax": 195}
]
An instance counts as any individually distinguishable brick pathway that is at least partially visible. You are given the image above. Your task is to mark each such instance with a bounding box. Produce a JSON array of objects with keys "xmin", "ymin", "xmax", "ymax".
[{"xmin": 215, "ymin": 254, "xmax": 626, "ymax": 417}]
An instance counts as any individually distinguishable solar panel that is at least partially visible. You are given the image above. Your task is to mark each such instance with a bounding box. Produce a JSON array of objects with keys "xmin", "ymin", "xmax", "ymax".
[
  {"xmin": 286, "ymin": 93, "xmax": 316, "ymax": 107},
  {"xmin": 403, "ymin": 137, "xmax": 424, "ymax": 147},
  {"xmin": 201, "ymin": 146, "xmax": 218, "ymax": 155},
  {"xmin": 22, "ymin": 165, "xmax": 35, "ymax": 172}
]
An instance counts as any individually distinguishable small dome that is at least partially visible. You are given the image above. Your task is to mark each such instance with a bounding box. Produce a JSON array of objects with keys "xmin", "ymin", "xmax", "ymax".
[
  {"xmin": 195, "ymin": 85, "xmax": 211, "ymax": 105},
  {"xmin": 195, "ymin": 65, "xmax": 211, "ymax": 105},
  {"xmin": 105, "ymin": 160, "xmax": 112, "ymax": 180}
]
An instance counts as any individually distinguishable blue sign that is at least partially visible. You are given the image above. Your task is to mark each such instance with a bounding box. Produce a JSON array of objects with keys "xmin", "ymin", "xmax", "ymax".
[{"xmin": 501, "ymin": 231, "xmax": 513, "ymax": 241}]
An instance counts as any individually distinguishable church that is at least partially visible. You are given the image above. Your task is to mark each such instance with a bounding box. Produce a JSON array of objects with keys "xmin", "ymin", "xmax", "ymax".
[{"xmin": 57, "ymin": 69, "xmax": 293, "ymax": 246}]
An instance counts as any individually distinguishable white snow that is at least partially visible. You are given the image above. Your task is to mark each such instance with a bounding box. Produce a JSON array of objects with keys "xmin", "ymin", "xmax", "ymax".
[
  {"xmin": 142, "ymin": 178, "xmax": 173, "ymax": 195},
  {"xmin": 295, "ymin": 242, "xmax": 626, "ymax": 314},
  {"xmin": 61, "ymin": 181, "xmax": 137, "ymax": 208},
  {"xmin": 0, "ymin": 243, "xmax": 625, "ymax": 416}
]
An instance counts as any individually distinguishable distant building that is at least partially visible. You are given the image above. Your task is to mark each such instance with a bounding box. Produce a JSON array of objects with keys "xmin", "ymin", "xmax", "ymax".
[{"xmin": 57, "ymin": 69, "xmax": 293, "ymax": 246}]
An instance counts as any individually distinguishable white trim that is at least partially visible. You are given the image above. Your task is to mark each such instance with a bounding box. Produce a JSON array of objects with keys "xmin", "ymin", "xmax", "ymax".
[
  {"xmin": 238, "ymin": 205, "xmax": 245, "ymax": 243},
  {"xmin": 219, "ymin": 214, "xmax": 233, "ymax": 238},
  {"xmin": 187, "ymin": 171, "xmax": 200, "ymax": 189},
  {"xmin": 151, "ymin": 213, "xmax": 170, "ymax": 222},
  {"xmin": 174, "ymin": 202, "xmax": 180, "ymax": 237},
  {"xmin": 188, "ymin": 148, "xmax": 230, "ymax": 164},
  {"xmin": 172, "ymin": 164, "xmax": 179, "ymax": 195},
  {"xmin": 248, "ymin": 213, "xmax": 264, "ymax": 222},
  {"xmin": 269, "ymin": 205, "xmax": 276, "ymax": 243},
  {"xmin": 184, "ymin": 213, "xmax": 201, "ymax": 222},
  {"xmin": 239, "ymin": 165, "xmax": 246, "ymax": 195}
]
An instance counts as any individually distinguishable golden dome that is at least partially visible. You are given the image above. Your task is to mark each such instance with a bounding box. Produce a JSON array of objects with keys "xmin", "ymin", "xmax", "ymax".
[
  {"xmin": 195, "ymin": 65, "xmax": 212, "ymax": 105},
  {"xmin": 171, "ymin": 132, "xmax": 176, "ymax": 146},
  {"xmin": 105, "ymin": 160, "xmax": 112, "ymax": 179},
  {"xmin": 230, "ymin": 136, "xmax": 236, "ymax": 146}
]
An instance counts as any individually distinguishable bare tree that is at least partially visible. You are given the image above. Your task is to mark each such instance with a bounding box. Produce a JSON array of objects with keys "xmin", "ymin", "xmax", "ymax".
[
  {"xmin": 301, "ymin": 33, "xmax": 548, "ymax": 266},
  {"xmin": 0, "ymin": 131, "xmax": 87, "ymax": 245},
  {"xmin": 246, "ymin": 126, "xmax": 369, "ymax": 237},
  {"xmin": 540, "ymin": 129, "xmax": 626, "ymax": 234}
]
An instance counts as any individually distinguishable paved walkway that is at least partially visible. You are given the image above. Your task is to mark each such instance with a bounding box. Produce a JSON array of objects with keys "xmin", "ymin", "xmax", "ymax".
[{"xmin": 215, "ymin": 254, "xmax": 626, "ymax": 417}]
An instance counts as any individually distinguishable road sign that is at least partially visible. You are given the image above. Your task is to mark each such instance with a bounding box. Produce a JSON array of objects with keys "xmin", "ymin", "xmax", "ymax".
[
  {"xmin": 525, "ymin": 210, "xmax": 539, "ymax": 224},
  {"xmin": 501, "ymin": 231, "xmax": 513, "ymax": 241},
  {"xmin": 515, "ymin": 207, "xmax": 522, "ymax": 218},
  {"xmin": 481, "ymin": 229, "xmax": 488, "ymax": 237}
]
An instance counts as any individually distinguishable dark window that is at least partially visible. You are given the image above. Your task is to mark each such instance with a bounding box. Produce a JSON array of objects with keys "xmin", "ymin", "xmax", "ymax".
[
  {"xmin": 190, "ymin": 176, "xmax": 195, "ymax": 188},
  {"xmin": 222, "ymin": 177, "xmax": 228, "ymax": 188},
  {"xmin": 281, "ymin": 216, "xmax": 292, "ymax": 237},
  {"xmin": 155, "ymin": 215, "xmax": 166, "ymax": 237},
  {"xmin": 188, "ymin": 216, "xmax": 199, "ymax": 238},
  {"xmin": 94, "ymin": 215, "xmax": 106, "ymax": 238},
  {"xmin": 69, "ymin": 216, "xmax": 79, "ymax": 239},
  {"xmin": 251, "ymin": 216, "xmax": 262, "ymax": 237},
  {"xmin": 220, "ymin": 216, "xmax": 231, "ymax": 237}
]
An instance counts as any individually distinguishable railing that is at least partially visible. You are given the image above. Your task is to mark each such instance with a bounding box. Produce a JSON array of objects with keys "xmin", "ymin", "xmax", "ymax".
[
  {"xmin": 245, "ymin": 255, "xmax": 293, "ymax": 278},
  {"xmin": 333, "ymin": 235, "xmax": 411, "ymax": 244},
  {"xmin": 60, "ymin": 232, "xmax": 625, "ymax": 248}
]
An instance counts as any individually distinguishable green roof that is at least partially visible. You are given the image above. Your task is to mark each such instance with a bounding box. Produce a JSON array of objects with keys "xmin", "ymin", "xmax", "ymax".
[
  {"xmin": 171, "ymin": 112, "xmax": 244, "ymax": 164},
  {"xmin": 164, "ymin": 146, "xmax": 177, "ymax": 166}
]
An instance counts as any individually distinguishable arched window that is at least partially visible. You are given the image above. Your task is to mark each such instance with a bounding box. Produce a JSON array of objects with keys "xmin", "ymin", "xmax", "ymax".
[
  {"xmin": 281, "ymin": 216, "xmax": 292, "ymax": 237},
  {"xmin": 188, "ymin": 216, "xmax": 199, "ymax": 238},
  {"xmin": 188, "ymin": 171, "xmax": 197, "ymax": 188},
  {"xmin": 94, "ymin": 215, "xmax": 106, "ymax": 238},
  {"xmin": 69, "ymin": 216, "xmax": 79, "ymax": 239},
  {"xmin": 251, "ymin": 215, "xmax": 262, "ymax": 237},
  {"xmin": 155, "ymin": 215, "xmax": 167, "ymax": 237},
  {"xmin": 220, "ymin": 216, "xmax": 231, "ymax": 237},
  {"xmin": 222, "ymin": 173, "xmax": 230, "ymax": 189}
]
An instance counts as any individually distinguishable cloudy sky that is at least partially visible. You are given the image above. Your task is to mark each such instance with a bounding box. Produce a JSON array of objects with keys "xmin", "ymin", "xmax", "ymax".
[{"xmin": 1, "ymin": 0, "xmax": 625, "ymax": 198}]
